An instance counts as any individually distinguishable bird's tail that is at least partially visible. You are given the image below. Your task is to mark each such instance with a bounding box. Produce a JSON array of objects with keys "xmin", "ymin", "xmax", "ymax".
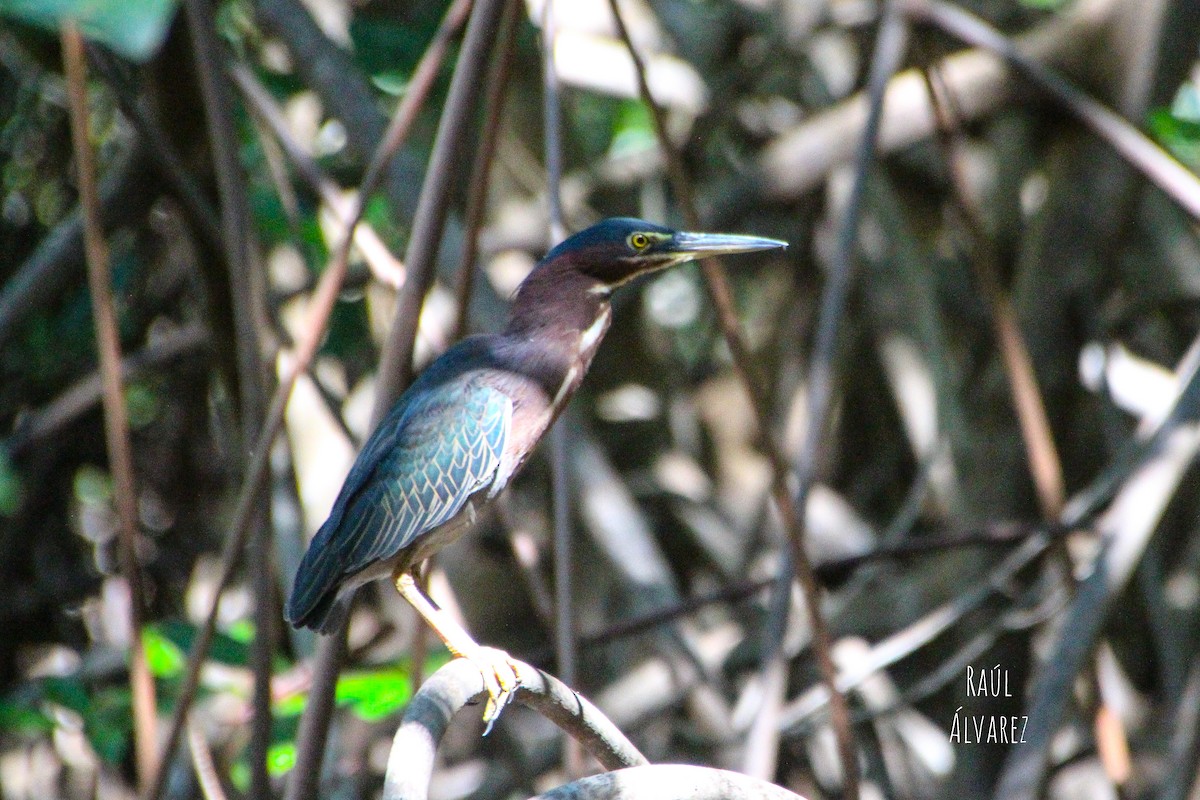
[
  {"xmin": 288, "ymin": 590, "xmax": 351, "ymax": 635},
  {"xmin": 286, "ymin": 526, "xmax": 347, "ymax": 634}
]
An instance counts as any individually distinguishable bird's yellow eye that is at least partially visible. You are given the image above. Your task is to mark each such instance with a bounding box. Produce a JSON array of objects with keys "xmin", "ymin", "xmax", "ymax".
[{"xmin": 629, "ymin": 233, "xmax": 650, "ymax": 250}]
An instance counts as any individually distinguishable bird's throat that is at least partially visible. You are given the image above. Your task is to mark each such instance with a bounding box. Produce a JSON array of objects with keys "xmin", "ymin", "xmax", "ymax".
[{"xmin": 550, "ymin": 304, "xmax": 612, "ymax": 411}]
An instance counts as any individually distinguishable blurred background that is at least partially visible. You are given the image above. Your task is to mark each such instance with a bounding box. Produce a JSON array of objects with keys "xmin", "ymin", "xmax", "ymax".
[{"xmin": 1, "ymin": 0, "xmax": 1200, "ymax": 798}]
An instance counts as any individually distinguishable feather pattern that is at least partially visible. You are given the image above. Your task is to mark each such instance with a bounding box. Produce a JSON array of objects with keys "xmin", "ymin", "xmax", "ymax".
[{"xmin": 286, "ymin": 347, "xmax": 511, "ymax": 631}]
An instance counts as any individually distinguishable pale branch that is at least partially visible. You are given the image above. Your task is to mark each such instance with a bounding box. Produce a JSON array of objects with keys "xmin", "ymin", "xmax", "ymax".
[
  {"xmin": 528, "ymin": 764, "xmax": 808, "ymax": 800},
  {"xmin": 758, "ymin": 0, "xmax": 1118, "ymax": 201},
  {"xmin": 383, "ymin": 658, "xmax": 647, "ymax": 800}
]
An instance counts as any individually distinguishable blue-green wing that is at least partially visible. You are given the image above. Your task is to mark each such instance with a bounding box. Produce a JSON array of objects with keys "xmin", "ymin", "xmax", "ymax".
[
  {"xmin": 341, "ymin": 384, "xmax": 510, "ymax": 563},
  {"xmin": 286, "ymin": 378, "xmax": 510, "ymax": 631}
]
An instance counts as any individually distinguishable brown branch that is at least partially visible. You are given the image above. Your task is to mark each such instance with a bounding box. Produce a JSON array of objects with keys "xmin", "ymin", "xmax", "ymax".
[
  {"xmin": 287, "ymin": 2, "xmax": 506, "ymax": 798},
  {"xmin": 538, "ymin": 0, "xmax": 583, "ymax": 778},
  {"xmin": 187, "ymin": 718, "xmax": 230, "ymax": 800},
  {"xmin": 183, "ymin": 1, "xmax": 277, "ymax": 794},
  {"xmin": 374, "ymin": 0, "xmax": 506, "ymax": 409},
  {"xmin": 605, "ymin": 0, "xmax": 881, "ymax": 793},
  {"xmin": 383, "ymin": 658, "xmax": 647, "ymax": 800},
  {"xmin": 919, "ymin": 59, "xmax": 1065, "ymax": 520},
  {"xmin": 61, "ymin": 22, "xmax": 159, "ymax": 792},
  {"xmin": 452, "ymin": 0, "xmax": 521, "ymax": 340},
  {"xmin": 147, "ymin": 6, "xmax": 474, "ymax": 798},
  {"xmin": 904, "ymin": 0, "xmax": 1200, "ymax": 222}
]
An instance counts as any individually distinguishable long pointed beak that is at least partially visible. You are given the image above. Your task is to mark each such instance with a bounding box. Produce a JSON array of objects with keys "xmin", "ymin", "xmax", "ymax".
[{"xmin": 671, "ymin": 231, "xmax": 788, "ymax": 257}]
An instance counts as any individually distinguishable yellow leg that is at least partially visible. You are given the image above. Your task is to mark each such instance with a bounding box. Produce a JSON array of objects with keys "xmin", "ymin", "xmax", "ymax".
[{"xmin": 394, "ymin": 571, "xmax": 522, "ymax": 731}]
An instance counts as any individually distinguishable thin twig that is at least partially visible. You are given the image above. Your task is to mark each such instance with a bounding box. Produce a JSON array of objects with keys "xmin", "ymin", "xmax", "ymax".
[
  {"xmin": 562, "ymin": 520, "xmax": 1069, "ymax": 654},
  {"xmin": 87, "ymin": 47, "xmax": 223, "ymax": 253},
  {"xmin": 287, "ymin": 2, "xmax": 505, "ymax": 798},
  {"xmin": 8, "ymin": 324, "xmax": 209, "ymax": 458},
  {"xmin": 538, "ymin": 0, "xmax": 583, "ymax": 779},
  {"xmin": 757, "ymin": 0, "xmax": 1114, "ymax": 203},
  {"xmin": 0, "ymin": 145, "xmax": 158, "ymax": 350},
  {"xmin": 187, "ymin": 718, "xmax": 230, "ymax": 800},
  {"xmin": 184, "ymin": 1, "xmax": 277, "ymax": 794},
  {"xmin": 61, "ymin": 22, "xmax": 159, "ymax": 792},
  {"xmin": 452, "ymin": 0, "xmax": 521, "ymax": 340},
  {"xmin": 995, "ymin": 339, "xmax": 1200, "ymax": 799},
  {"xmin": 918, "ymin": 57, "xmax": 1065, "ymax": 520},
  {"xmin": 373, "ymin": 0, "xmax": 505, "ymax": 408},
  {"xmin": 231, "ymin": 64, "xmax": 406, "ymax": 289},
  {"xmin": 605, "ymin": 0, "xmax": 876, "ymax": 793},
  {"xmin": 147, "ymin": 7, "xmax": 474, "ymax": 798},
  {"xmin": 904, "ymin": 0, "xmax": 1200, "ymax": 222},
  {"xmin": 1160, "ymin": 656, "xmax": 1200, "ymax": 800}
]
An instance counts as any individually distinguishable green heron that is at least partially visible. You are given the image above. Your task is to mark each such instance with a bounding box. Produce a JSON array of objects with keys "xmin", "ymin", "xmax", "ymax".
[{"xmin": 286, "ymin": 217, "xmax": 786, "ymax": 723}]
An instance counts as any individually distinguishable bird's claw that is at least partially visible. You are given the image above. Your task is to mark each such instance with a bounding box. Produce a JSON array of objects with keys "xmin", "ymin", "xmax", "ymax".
[{"xmin": 467, "ymin": 646, "xmax": 523, "ymax": 735}]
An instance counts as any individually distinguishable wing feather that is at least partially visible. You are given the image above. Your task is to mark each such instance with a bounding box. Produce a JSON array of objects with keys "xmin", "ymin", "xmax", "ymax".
[{"xmin": 286, "ymin": 375, "xmax": 510, "ymax": 629}]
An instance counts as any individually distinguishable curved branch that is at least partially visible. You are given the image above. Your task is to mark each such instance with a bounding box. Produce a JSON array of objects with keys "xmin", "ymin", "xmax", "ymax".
[
  {"xmin": 528, "ymin": 765, "xmax": 807, "ymax": 800},
  {"xmin": 384, "ymin": 658, "xmax": 647, "ymax": 800},
  {"xmin": 514, "ymin": 662, "xmax": 649, "ymax": 771}
]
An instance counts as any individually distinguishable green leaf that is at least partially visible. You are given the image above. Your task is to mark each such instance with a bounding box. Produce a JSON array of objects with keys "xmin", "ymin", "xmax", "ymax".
[
  {"xmin": 370, "ymin": 71, "xmax": 410, "ymax": 97},
  {"xmin": 225, "ymin": 619, "xmax": 255, "ymax": 644},
  {"xmin": 0, "ymin": 0, "xmax": 180, "ymax": 62},
  {"xmin": 157, "ymin": 620, "xmax": 252, "ymax": 667},
  {"xmin": 82, "ymin": 687, "xmax": 132, "ymax": 764},
  {"xmin": 273, "ymin": 691, "xmax": 307, "ymax": 718},
  {"xmin": 229, "ymin": 760, "xmax": 250, "ymax": 792},
  {"xmin": 0, "ymin": 699, "xmax": 54, "ymax": 735},
  {"xmin": 1149, "ymin": 107, "xmax": 1200, "ymax": 168},
  {"xmin": 335, "ymin": 667, "xmax": 413, "ymax": 721},
  {"xmin": 1150, "ymin": 108, "xmax": 1200, "ymax": 141},
  {"xmin": 609, "ymin": 100, "xmax": 656, "ymax": 158},
  {"xmin": 142, "ymin": 626, "xmax": 186, "ymax": 678},
  {"xmin": 267, "ymin": 741, "xmax": 297, "ymax": 776},
  {"xmin": 349, "ymin": 13, "xmax": 442, "ymax": 77},
  {"xmin": 41, "ymin": 676, "xmax": 90, "ymax": 714}
]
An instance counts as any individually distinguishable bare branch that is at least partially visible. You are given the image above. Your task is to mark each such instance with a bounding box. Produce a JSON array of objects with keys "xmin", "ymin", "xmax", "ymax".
[
  {"xmin": 528, "ymin": 764, "xmax": 808, "ymax": 800},
  {"xmin": 183, "ymin": 1, "xmax": 278, "ymax": 793},
  {"xmin": 383, "ymin": 658, "xmax": 647, "ymax": 800},
  {"xmin": 604, "ymin": 0, "xmax": 877, "ymax": 791},
  {"xmin": 759, "ymin": 0, "xmax": 1117, "ymax": 201},
  {"xmin": 374, "ymin": 0, "xmax": 507, "ymax": 410},
  {"xmin": 452, "ymin": 0, "xmax": 520, "ymax": 339},
  {"xmin": 231, "ymin": 64, "xmax": 405, "ymax": 289},
  {"xmin": 288, "ymin": 3, "xmax": 507, "ymax": 798},
  {"xmin": 61, "ymin": 22, "xmax": 159, "ymax": 791},
  {"xmin": 148, "ymin": 5, "xmax": 474, "ymax": 796},
  {"xmin": 905, "ymin": 0, "xmax": 1200, "ymax": 221},
  {"xmin": 995, "ymin": 341, "xmax": 1200, "ymax": 799}
]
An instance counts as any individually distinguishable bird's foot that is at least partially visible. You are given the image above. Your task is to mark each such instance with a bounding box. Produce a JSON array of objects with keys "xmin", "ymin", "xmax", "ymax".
[{"xmin": 461, "ymin": 646, "xmax": 523, "ymax": 735}]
